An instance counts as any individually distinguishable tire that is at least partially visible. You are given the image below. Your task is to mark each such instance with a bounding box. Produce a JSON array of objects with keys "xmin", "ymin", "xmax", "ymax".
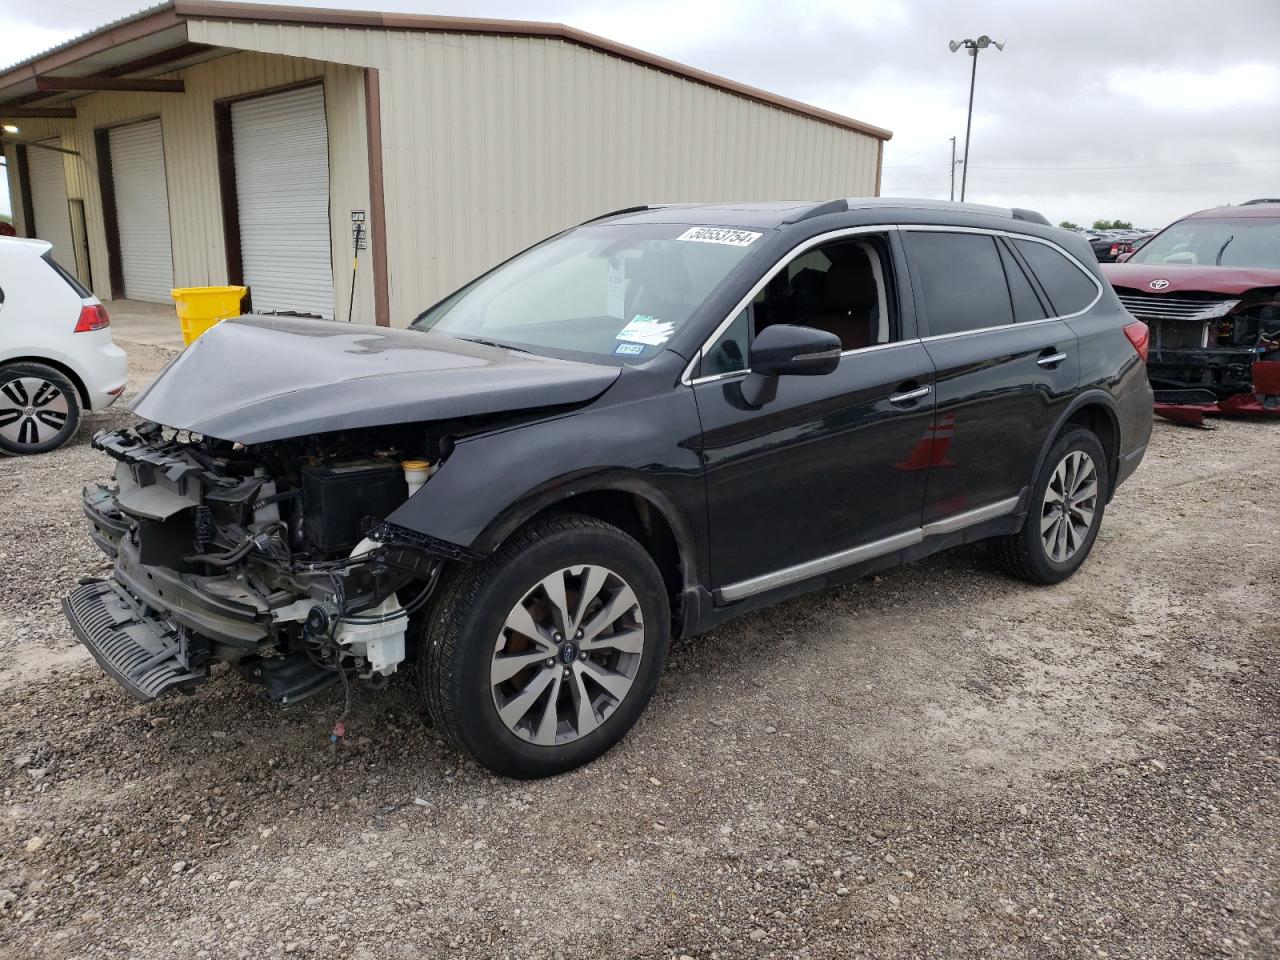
[
  {"xmin": 994, "ymin": 427, "xmax": 1108, "ymax": 585},
  {"xmin": 0, "ymin": 362, "xmax": 82, "ymax": 456},
  {"xmin": 420, "ymin": 512, "xmax": 670, "ymax": 778}
]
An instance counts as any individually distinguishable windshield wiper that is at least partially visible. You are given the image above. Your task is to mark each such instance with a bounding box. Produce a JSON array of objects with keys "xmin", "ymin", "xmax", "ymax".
[
  {"xmin": 1215, "ymin": 235, "xmax": 1234, "ymax": 265},
  {"xmin": 455, "ymin": 336, "xmax": 531, "ymax": 354}
]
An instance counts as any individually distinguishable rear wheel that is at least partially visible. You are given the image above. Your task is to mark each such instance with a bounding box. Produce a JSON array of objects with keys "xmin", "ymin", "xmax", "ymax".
[
  {"xmin": 994, "ymin": 427, "xmax": 1107, "ymax": 584},
  {"xmin": 0, "ymin": 362, "xmax": 81, "ymax": 455},
  {"xmin": 420, "ymin": 513, "xmax": 670, "ymax": 778}
]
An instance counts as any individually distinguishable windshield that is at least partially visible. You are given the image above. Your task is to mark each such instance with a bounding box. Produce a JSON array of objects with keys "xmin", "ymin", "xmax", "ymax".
[
  {"xmin": 1129, "ymin": 217, "xmax": 1280, "ymax": 269},
  {"xmin": 411, "ymin": 222, "xmax": 766, "ymax": 361}
]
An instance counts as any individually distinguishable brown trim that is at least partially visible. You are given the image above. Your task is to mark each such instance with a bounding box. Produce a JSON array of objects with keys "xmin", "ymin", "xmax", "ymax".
[
  {"xmin": 363, "ymin": 67, "xmax": 390, "ymax": 327},
  {"xmin": 0, "ymin": 107, "xmax": 76, "ymax": 119},
  {"xmin": 94, "ymin": 128, "xmax": 125, "ymax": 299},
  {"xmin": 14, "ymin": 145, "xmax": 35, "ymax": 238},
  {"xmin": 36, "ymin": 76, "xmax": 185, "ymax": 94},
  {"xmin": 212, "ymin": 76, "xmax": 323, "ymax": 107},
  {"xmin": 0, "ymin": 7, "xmax": 185, "ymax": 93},
  {"xmin": 875, "ymin": 140, "xmax": 884, "ymax": 197},
  {"xmin": 174, "ymin": 2, "xmax": 891, "ymax": 139},
  {"xmin": 213, "ymin": 100, "xmax": 242, "ymax": 285},
  {"xmin": 0, "ymin": 136, "xmax": 79, "ymax": 156}
]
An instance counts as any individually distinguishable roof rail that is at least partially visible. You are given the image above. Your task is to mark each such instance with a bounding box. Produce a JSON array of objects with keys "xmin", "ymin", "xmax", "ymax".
[
  {"xmin": 783, "ymin": 199, "xmax": 849, "ymax": 223},
  {"xmin": 1242, "ymin": 198, "xmax": 1280, "ymax": 206},
  {"xmin": 1011, "ymin": 208, "xmax": 1050, "ymax": 225},
  {"xmin": 579, "ymin": 205, "xmax": 654, "ymax": 225}
]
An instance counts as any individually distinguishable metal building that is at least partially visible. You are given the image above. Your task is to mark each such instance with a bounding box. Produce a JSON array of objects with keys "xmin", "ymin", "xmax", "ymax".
[{"xmin": 1, "ymin": 1, "xmax": 892, "ymax": 327}]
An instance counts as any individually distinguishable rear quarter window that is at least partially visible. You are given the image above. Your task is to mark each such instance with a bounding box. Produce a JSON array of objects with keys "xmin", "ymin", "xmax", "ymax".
[
  {"xmin": 1012, "ymin": 239, "xmax": 1098, "ymax": 316},
  {"xmin": 42, "ymin": 252, "xmax": 91, "ymax": 299}
]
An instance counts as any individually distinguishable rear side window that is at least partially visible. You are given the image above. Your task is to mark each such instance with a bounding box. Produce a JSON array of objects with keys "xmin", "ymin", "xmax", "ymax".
[
  {"xmin": 904, "ymin": 231, "xmax": 1012, "ymax": 335},
  {"xmin": 997, "ymin": 241, "xmax": 1046, "ymax": 323},
  {"xmin": 1012, "ymin": 239, "xmax": 1098, "ymax": 316},
  {"xmin": 42, "ymin": 252, "xmax": 91, "ymax": 299}
]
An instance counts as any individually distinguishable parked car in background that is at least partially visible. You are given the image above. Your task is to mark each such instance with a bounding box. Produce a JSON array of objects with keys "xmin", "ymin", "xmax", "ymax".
[
  {"xmin": 0, "ymin": 237, "xmax": 128, "ymax": 454},
  {"xmin": 64, "ymin": 199, "xmax": 1152, "ymax": 778},
  {"xmin": 1103, "ymin": 202, "xmax": 1280, "ymax": 423}
]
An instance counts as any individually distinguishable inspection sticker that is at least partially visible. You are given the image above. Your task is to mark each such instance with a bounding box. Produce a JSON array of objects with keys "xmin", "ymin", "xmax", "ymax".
[
  {"xmin": 616, "ymin": 315, "xmax": 675, "ymax": 346},
  {"xmin": 614, "ymin": 342, "xmax": 646, "ymax": 356},
  {"xmin": 677, "ymin": 226, "xmax": 762, "ymax": 247}
]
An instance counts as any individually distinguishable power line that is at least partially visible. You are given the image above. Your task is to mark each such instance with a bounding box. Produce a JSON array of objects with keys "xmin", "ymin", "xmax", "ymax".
[{"xmin": 885, "ymin": 157, "xmax": 1280, "ymax": 172}]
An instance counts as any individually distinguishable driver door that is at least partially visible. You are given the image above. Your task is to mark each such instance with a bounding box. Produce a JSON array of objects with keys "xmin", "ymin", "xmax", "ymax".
[{"xmin": 689, "ymin": 230, "xmax": 937, "ymax": 600}]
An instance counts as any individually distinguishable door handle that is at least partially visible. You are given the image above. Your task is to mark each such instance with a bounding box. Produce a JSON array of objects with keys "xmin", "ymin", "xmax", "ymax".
[
  {"xmin": 1037, "ymin": 351, "xmax": 1068, "ymax": 368},
  {"xmin": 889, "ymin": 384, "xmax": 932, "ymax": 404}
]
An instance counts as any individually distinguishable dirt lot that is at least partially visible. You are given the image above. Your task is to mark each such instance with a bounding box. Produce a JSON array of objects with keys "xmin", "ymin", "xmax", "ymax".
[{"xmin": 1, "ymin": 341, "xmax": 1277, "ymax": 959}]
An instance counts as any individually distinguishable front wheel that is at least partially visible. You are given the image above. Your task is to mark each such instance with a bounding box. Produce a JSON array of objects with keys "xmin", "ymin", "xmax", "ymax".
[
  {"xmin": 420, "ymin": 513, "xmax": 670, "ymax": 778},
  {"xmin": 994, "ymin": 427, "xmax": 1108, "ymax": 585}
]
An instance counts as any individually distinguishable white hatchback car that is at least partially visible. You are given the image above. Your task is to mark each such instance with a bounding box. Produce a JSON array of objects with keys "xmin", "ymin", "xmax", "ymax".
[{"xmin": 0, "ymin": 237, "xmax": 128, "ymax": 454}]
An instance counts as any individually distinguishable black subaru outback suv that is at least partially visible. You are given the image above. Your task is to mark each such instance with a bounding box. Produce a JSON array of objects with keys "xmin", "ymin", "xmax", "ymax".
[{"xmin": 66, "ymin": 199, "xmax": 1153, "ymax": 778}]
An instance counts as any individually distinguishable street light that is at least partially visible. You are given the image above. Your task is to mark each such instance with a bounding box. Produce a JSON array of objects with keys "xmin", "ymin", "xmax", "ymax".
[{"xmin": 949, "ymin": 35, "xmax": 1005, "ymax": 202}]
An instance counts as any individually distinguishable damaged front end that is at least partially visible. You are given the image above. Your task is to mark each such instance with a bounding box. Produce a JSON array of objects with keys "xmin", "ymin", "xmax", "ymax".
[
  {"xmin": 65, "ymin": 421, "xmax": 452, "ymax": 705},
  {"xmin": 1115, "ymin": 288, "xmax": 1280, "ymax": 425}
]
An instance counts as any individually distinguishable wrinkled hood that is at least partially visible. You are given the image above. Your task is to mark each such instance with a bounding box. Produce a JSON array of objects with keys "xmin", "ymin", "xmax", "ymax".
[
  {"xmin": 1103, "ymin": 262, "xmax": 1280, "ymax": 296},
  {"xmin": 131, "ymin": 315, "xmax": 620, "ymax": 444}
]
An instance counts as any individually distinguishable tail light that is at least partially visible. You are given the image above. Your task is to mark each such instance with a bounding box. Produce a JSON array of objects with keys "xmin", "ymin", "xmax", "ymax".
[
  {"xmin": 74, "ymin": 303, "xmax": 110, "ymax": 332},
  {"xmin": 1109, "ymin": 241, "xmax": 1133, "ymax": 258},
  {"xmin": 1123, "ymin": 320, "xmax": 1150, "ymax": 363}
]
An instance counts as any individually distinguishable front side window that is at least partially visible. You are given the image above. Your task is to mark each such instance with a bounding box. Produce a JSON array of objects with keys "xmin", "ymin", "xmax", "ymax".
[
  {"xmin": 413, "ymin": 223, "xmax": 765, "ymax": 363},
  {"xmin": 1012, "ymin": 239, "xmax": 1098, "ymax": 316},
  {"xmin": 697, "ymin": 235, "xmax": 895, "ymax": 378},
  {"xmin": 1128, "ymin": 217, "xmax": 1280, "ymax": 270},
  {"xmin": 905, "ymin": 231, "xmax": 1012, "ymax": 335}
]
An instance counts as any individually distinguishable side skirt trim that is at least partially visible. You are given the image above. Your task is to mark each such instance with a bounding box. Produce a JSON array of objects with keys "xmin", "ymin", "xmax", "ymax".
[{"xmin": 714, "ymin": 495, "xmax": 1021, "ymax": 603}]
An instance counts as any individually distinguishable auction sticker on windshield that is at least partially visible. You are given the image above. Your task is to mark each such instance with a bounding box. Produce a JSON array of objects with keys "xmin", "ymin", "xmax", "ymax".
[
  {"xmin": 677, "ymin": 226, "xmax": 762, "ymax": 247},
  {"xmin": 616, "ymin": 315, "xmax": 675, "ymax": 346}
]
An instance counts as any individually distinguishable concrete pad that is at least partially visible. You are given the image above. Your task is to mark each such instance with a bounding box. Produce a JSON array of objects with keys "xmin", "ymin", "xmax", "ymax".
[{"xmin": 103, "ymin": 299, "xmax": 186, "ymax": 350}]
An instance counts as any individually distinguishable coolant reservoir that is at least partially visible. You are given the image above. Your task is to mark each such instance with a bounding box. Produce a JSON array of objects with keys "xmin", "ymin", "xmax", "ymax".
[{"xmin": 402, "ymin": 460, "xmax": 432, "ymax": 496}]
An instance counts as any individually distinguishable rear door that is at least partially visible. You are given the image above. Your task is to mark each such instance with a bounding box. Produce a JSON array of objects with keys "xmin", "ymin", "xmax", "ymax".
[
  {"xmin": 26, "ymin": 139, "xmax": 76, "ymax": 269},
  {"xmin": 691, "ymin": 229, "xmax": 937, "ymax": 601},
  {"xmin": 902, "ymin": 228, "xmax": 1083, "ymax": 525},
  {"xmin": 108, "ymin": 119, "xmax": 175, "ymax": 302},
  {"xmin": 230, "ymin": 84, "xmax": 335, "ymax": 319}
]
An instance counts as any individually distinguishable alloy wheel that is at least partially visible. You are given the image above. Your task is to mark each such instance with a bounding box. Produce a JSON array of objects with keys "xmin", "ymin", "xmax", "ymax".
[
  {"xmin": 0, "ymin": 376, "xmax": 70, "ymax": 449},
  {"xmin": 1040, "ymin": 450, "xmax": 1098, "ymax": 563},
  {"xmin": 491, "ymin": 564, "xmax": 644, "ymax": 746}
]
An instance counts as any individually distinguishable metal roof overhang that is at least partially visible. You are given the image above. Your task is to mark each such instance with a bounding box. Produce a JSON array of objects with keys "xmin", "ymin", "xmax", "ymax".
[{"xmin": 0, "ymin": 1, "xmax": 892, "ymax": 140}]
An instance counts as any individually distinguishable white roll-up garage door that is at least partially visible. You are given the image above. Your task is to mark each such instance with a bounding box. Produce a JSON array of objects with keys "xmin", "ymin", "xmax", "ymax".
[
  {"xmin": 231, "ymin": 85, "xmax": 335, "ymax": 318},
  {"xmin": 108, "ymin": 119, "xmax": 175, "ymax": 303},
  {"xmin": 26, "ymin": 141, "xmax": 76, "ymax": 270}
]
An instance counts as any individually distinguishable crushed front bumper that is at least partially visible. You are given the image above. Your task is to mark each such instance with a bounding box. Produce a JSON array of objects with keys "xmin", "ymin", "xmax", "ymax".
[
  {"xmin": 1152, "ymin": 359, "xmax": 1280, "ymax": 426},
  {"xmin": 63, "ymin": 579, "xmax": 208, "ymax": 701}
]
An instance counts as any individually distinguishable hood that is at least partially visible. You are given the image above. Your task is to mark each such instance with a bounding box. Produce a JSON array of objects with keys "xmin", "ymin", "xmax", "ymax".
[
  {"xmin": 1102, "ymin": 261, "xmax": 1280, "ymax": 296},
  {"xmin": 130, "ymin": 316, "xmax": 620, "ymax": 444}
]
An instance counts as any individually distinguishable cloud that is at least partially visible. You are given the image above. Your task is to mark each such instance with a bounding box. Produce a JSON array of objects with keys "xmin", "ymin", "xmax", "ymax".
[{"xmin": 2, "ymin": 0, "xmax": 1279, "ymax": 227}]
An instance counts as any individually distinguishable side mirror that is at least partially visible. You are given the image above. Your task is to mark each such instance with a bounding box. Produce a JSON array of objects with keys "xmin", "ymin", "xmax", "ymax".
[{"xmin": 740, "ymin": 324, "xmax": 842, "ymax": 406}]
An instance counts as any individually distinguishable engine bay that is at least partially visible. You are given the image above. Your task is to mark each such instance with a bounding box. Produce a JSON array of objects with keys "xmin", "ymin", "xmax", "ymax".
[{"xmin": 73, "ymin": 421, "xmax": 452, "ymax": 705}]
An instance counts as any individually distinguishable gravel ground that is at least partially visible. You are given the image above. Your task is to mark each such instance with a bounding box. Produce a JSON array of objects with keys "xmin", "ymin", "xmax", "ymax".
[{"xmin": 1, "ymin": 343, "xmax": 1277, "ymax": 959}]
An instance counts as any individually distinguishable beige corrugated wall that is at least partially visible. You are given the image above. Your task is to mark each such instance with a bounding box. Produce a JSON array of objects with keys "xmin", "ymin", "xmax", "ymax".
[
  {"xmin": 3, "ymin": 50, "xmax": 372, "ymax": 323},
  {"xmin": 188, "ymin": 20, "xmax": 882, "ymax": 326}
]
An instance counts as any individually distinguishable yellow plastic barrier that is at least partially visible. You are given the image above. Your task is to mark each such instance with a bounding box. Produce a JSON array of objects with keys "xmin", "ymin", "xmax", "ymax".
[{"xmin": 171, "ymin": 286, "xmax": 248, "ymax": 346}]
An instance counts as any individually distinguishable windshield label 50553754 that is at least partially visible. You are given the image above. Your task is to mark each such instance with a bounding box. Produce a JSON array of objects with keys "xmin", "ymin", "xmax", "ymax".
[{"xmin": 677, "ymin": 226, "xmax": 762, "ymax": 247}]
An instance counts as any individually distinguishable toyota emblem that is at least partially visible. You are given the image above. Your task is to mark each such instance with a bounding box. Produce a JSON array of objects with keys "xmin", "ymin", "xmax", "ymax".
[{"xmin": 1149, "ymin": 279, "xmax": 1170, "ymax": 290}]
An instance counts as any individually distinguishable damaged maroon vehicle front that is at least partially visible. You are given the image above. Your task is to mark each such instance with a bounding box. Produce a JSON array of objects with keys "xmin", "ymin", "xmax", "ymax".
[
  {"xmin": 1102, "ymin": 202, "xmax": 1280, "ymax": 424},
  {"xmin": 65, "ymin": 315, "xmax": 618, "ymax": 705}
]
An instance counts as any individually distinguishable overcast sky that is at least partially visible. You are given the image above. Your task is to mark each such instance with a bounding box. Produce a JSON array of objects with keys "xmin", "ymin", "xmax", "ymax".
[{"xmin": 3, "ymin": 0, "xmax": 1279, "ymax": 229}]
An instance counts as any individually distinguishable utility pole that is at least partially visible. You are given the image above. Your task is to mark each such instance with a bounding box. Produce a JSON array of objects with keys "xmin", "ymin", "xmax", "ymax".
[
  {"xmin": 949, "ymin": 136, "xmax": 957, "ymax": 202},
  {"xmin": 948, "ymin": 35, "xmax": 1005, "ymax": 202}
]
